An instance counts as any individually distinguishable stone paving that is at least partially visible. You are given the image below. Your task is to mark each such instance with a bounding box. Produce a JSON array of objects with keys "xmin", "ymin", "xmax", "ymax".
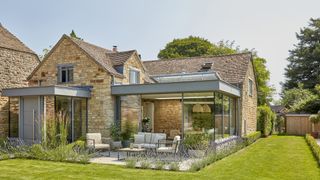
[{"xmin": 89, "ymin": 152, "xmax": 126, "ymax": 165}]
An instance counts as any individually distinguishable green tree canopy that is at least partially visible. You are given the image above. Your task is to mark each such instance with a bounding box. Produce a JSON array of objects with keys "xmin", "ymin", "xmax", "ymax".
[
  {"xmin": 283, "ymin": 18, "xmax": 320, "ymax": 90},
  {"xmin": 157, "ymin": 36, "xmax": 274, "ymax": 105},
  {"xmin": 70, "ymin": 30, "xmax": 83, "ymax": 40},
  {"xmin": 158, "ymin": 36, "xmax": 237, "ymax": 59},
  {"xmin": 281, "ymin": 83, "xmax": 320, "ymax": 113}
]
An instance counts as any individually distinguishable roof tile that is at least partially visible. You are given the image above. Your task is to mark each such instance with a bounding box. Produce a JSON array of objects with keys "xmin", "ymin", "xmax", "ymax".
[
  {"xmin": 143, "ymin": 53, "xmax": 252, "ymax": 84},
  {"xmin": 0, "ymin": 24, "xmax": 35, "ymax": 54}
]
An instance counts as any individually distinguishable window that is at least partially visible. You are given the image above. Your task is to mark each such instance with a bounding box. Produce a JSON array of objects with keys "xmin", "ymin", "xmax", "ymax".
[
  {"xmin": 58, "ymin": 65, "xmax": 73, "ymax": 83},
  {"xmin": 248, "ymin": 79, "xmax": 253, "ymax": 96},
  {"xmin": 129, "ymin": 69, "xmax": 140, "ymax": 84}
]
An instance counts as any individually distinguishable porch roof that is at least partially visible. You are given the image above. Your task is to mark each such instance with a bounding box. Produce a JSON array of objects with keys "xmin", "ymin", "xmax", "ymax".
[
  {"xmin": 111, "ymin": 80, "xmax": 240, "ymax": 97},
  {"xmin": 2, "ymin": 85, "xmax": 91, "ymax": 98}
]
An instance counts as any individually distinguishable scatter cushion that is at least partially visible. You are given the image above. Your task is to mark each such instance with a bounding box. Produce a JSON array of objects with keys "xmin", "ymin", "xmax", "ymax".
[
  {"xmin": 95, "ymin": 144, "xmax": 110, "ymax": 150},
  {"xmin": 157, "ymin": 147, "xmax": 174, "ymax": 153}
]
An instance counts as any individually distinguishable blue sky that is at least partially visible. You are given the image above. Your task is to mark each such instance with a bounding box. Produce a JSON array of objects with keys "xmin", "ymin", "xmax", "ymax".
[{"xmin": 1, "ymin": 0, "xmax": 320, "ymax": 99}]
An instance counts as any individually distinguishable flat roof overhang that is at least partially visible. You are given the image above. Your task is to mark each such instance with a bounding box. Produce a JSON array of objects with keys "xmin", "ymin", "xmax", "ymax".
[
  {"xmin": 111, "ymin": 80, "xmax": 240, "ymax": 97},
  {"xmin": 2, "ymin": 86, "xmax": 91, "ymax": 98}
]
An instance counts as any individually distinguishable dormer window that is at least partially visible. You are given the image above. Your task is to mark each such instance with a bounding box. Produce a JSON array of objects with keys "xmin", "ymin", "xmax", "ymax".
[
  {"xmin": 58, "ymin": 65, "xmax": 74, "ymax": 83},
  {"xmin": 129, "ymin": 69, "xmax": 140, "ymax": 84}
]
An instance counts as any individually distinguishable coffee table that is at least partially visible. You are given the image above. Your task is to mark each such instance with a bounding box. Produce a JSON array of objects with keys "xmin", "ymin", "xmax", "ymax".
[{"xmin": 117, "ymin": 148, "xmax": 147, "ymax": 160}]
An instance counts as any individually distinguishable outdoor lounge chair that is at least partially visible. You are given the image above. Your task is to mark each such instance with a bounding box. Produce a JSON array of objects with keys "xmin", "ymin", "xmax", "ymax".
[
  {"xmin": 86, "ymin": 133, "xmax": 111, "ymax": 156},
  {"xmin": 156, "ymin": 135, "xmax": 181, "ymax": 157}
]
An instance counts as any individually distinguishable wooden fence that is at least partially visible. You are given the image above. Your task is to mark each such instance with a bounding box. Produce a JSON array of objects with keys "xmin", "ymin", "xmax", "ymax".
[{"xmin": 285, "ymin": 114, "xmax": 320, "ymax": 135}]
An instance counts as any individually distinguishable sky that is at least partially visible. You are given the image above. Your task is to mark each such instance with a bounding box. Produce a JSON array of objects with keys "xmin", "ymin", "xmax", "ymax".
[{"xmin": 1, "ymin": 0, "xmax": 320, "ymax": 100}]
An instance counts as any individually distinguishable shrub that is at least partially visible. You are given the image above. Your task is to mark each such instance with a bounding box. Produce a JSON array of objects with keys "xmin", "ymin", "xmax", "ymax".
[
  {"xmin": 121, "ymin": 120, "xmax": 135, "ymax": 141},
  {"xmin": 257, "ymin": 105, "xmax": 275, "ymax": 137},
  {"xmin": 168, "ymin": 162, "xmax": 179, "ymax": 171},
  {"xmin": 305, "ymin": 134, "xmax": 320, "ymax": 164},
  {"xmin": 184, "ymin": 132, "xmax": 209, "ymax": 150},
  {"xmin": 110, "ymin": 122, "xmax": 121, "ymax": 141},
  {"xmin": 140, "ymin": 160, "xmax": 151, "ymax": 169},
  {"xmin": 189, "ymin": 159, "xmax": 207, "ymax": 172},
  {"xmin": 154, "ymin": 160, "xmax": 165, "ymax": 170},
  {"xmin": 125, "ymin": 158, "xmax": 137, "ymax": 168},
  {"xmin": 243, "ymin": 131, "xmax": 261, "ymax": 146}
]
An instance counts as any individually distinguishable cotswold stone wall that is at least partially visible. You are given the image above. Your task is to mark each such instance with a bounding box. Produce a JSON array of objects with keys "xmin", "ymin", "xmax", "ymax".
[
  {"xmin": 0, "ymin": 48, "xmax": 39, "ymax": 137},
  {"xmin": 240, "ymin": 62, "xmax": 257, "ymax": 135},
  {"xmin": 119, "ymin": 54, "xmax": 147, "ymax": 131},
  {"xmin": 29, "ymin": 38, "xmax": 114, "ymax": 138},
  {"xmin": 153, "ymin": 100, "xmax": 182, "ymax": 135}
]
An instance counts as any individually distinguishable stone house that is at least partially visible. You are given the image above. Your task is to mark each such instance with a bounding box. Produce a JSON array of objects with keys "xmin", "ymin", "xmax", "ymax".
[
  {"xmin": 0, "ymin": 24, "xmax": 40, "ymax": 138},
  {"xmin": 2, "ymin": 35, "xmax": 257, "ymax": 143}
]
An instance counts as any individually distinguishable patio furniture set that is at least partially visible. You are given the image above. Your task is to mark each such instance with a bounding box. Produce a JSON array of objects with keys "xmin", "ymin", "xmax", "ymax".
[{"xmin": 86, "ymin": 132, "xmax": 181, "ymax": 160}]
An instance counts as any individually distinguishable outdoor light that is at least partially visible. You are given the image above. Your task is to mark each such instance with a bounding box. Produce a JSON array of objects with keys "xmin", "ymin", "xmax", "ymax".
[
  {"xmin": 202, "ymin": 104, "xmax": 211, "ymax": 113},
  {"xmin": 192, "ymin": 104, "xmax": 203, "ymax": 112}
]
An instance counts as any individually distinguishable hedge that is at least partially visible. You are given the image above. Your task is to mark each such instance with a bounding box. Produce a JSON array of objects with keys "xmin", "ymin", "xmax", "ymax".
[
  {"xmin": 257, "ymin": 105, "xmax": 276, "ymax": 137},
  {"xmin": 243, "ymin": 131, "xmax": 261, "ymax": 146},
  {"xmin": 305, "ymin": 134, "xmax": 320, "ymax": 165}
]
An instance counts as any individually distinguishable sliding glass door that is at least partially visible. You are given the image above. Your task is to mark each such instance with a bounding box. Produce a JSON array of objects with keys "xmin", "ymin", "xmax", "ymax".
[{"xmin": 55, "ymin": 96, "xmax": 87, "ymax": 142}]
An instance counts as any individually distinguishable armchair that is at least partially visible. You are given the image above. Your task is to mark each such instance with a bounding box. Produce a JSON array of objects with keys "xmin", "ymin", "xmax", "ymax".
[{"xmin": 86, "ymin": 133, "xmax": 111, "ymax": 156}]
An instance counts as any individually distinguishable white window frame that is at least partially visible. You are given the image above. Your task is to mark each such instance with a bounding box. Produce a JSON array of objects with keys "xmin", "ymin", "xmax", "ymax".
[{"xmin": 129, "ymin": 68, "xmax": 140, "ymax": 84}]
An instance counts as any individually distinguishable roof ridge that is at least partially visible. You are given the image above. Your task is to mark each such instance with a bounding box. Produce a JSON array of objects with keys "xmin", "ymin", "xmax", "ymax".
[
  {"xmin": 68, "ymin": 35, "xmax": 112, "ymax": 52},
  {"xmin": 143, "ymin": 52, "xmax": 252, "ymax": 63},
  {"xmin": 107, "ymin": 49, "xmax": 136, "ymax": 54}
]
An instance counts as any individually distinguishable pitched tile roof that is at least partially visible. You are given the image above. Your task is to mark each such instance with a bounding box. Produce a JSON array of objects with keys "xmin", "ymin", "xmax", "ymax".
[
  {"xmin": 0, "ymin": 23, "xmax": 36, "ymax": 54},
  {"xmin": 108, "ymin": 50, "xmax": 136, "ymax": 66},
  {"xmin": 67, "ymin": 36, "xmax": 124, "ymax": 77},
  {"xmin": 143, "ymin": 53, "xmax": 252, "ymax": 84}
]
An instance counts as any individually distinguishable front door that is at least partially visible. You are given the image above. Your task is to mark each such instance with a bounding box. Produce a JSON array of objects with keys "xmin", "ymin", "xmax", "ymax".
[{"xmin": 21, "ymin": 96, "xmax": 40, "ymax": 144}]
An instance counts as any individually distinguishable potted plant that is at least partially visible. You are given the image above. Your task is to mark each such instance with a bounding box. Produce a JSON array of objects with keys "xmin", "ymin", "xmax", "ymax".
[
  {"xmin": 309, "ymin": 111, "xmax": 320, "ymax": 138},
  {"xmin": 110, "ymin": 122, "xmax": 122, "ymax": 149},
  {"xmin": 121, "ymin": 120, "xmax": 135, "ymax": 148},
  {"xmin": 142, "ymin": 117, "xmax": 151, "ymax": 132}
]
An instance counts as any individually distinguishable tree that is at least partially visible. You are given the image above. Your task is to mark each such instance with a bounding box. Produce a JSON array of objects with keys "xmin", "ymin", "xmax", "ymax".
[
  {"xmin": 281, "ymin": 83, "xmax": 320, "ymax": 113},
  {"xmin": 253, "ymin": 56, "xmax": 275, "ymax": 105},
  {"xmin": 157, "ymin": 36, "xmax": 274, "ymax": 105},
  {"xmin": 39, "ymin": 45, "xmax": 52, "ymax": 60},
  {"xmin": 70, "ymin": 30, "xmax": 83, "ymax": 40},
  {"xmin": 283, "ymin": 18, "xmax": 320, "ymax": 90},
  {"xmin": 158, "ymin": 36, "xmax": 237, "ymax": 59}
]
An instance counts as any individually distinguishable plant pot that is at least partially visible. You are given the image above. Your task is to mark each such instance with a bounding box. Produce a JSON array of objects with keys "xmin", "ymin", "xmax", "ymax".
[
  {"xmin": 122, "ymin": 140, "xmax": 131, "ymax": 148},
  {"xmin": 112, "ymin": 141, "xmax": 122, "ymax": 149},
  {"xmin": 311, "ymin": 132, "xmax": 319, "ymax": 139}
]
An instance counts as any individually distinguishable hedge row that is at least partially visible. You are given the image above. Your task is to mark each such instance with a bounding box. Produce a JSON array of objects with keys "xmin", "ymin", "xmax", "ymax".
[
  {"xmin": 305, "ymin": 134, "xmax": 320, "ymax": 165},
  {"xmin": 243, "ymin": 131, "xmax": 261, "ymax": 146}
]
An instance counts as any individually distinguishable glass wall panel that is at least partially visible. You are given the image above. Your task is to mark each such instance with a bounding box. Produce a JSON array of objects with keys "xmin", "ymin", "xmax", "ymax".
[
  {"xmin": 230, "ymin": 98, "xmax": 236, "ymax": 135},
  {"xmin": 214, "ymin": 92, "xmax": 223, "ymax": 140},
  {"xmin": 9, "ymin": 97, "xmax": 19, "ymax": 137},
  {"xmin": 74, "ymin": 98, "xmax": 87, "ymax": 140},
  {"xmin": 183, "ymin": 92, "xmax": 214, "ymax": 142},
  {"xmin": 55, "ymin": 96, "xmax": 72, "ymax": 142},
  {"xmin": 223, "ymin": 96, "xmax": 230, "ymax": 137},
  {"xmin": 141, "ymin": 93, "xmax": 182, "ymax": 137}
]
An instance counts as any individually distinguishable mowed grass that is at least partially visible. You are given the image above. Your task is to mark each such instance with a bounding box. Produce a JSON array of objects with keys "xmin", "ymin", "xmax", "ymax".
[{"xmin": 0, "ymin": 136, "xmax": 319, "ymax": 180}]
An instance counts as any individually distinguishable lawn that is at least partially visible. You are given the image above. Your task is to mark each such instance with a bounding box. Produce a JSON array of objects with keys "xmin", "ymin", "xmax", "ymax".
[{"xmin": 0, "ymin": 136, "xmax": 319, "ymax": 180}]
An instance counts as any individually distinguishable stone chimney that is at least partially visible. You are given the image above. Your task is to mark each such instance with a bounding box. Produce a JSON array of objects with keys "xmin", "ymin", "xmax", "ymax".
[{"xmin": 112, "ymin": 45, "xmax": 118, "ymax": 52}]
